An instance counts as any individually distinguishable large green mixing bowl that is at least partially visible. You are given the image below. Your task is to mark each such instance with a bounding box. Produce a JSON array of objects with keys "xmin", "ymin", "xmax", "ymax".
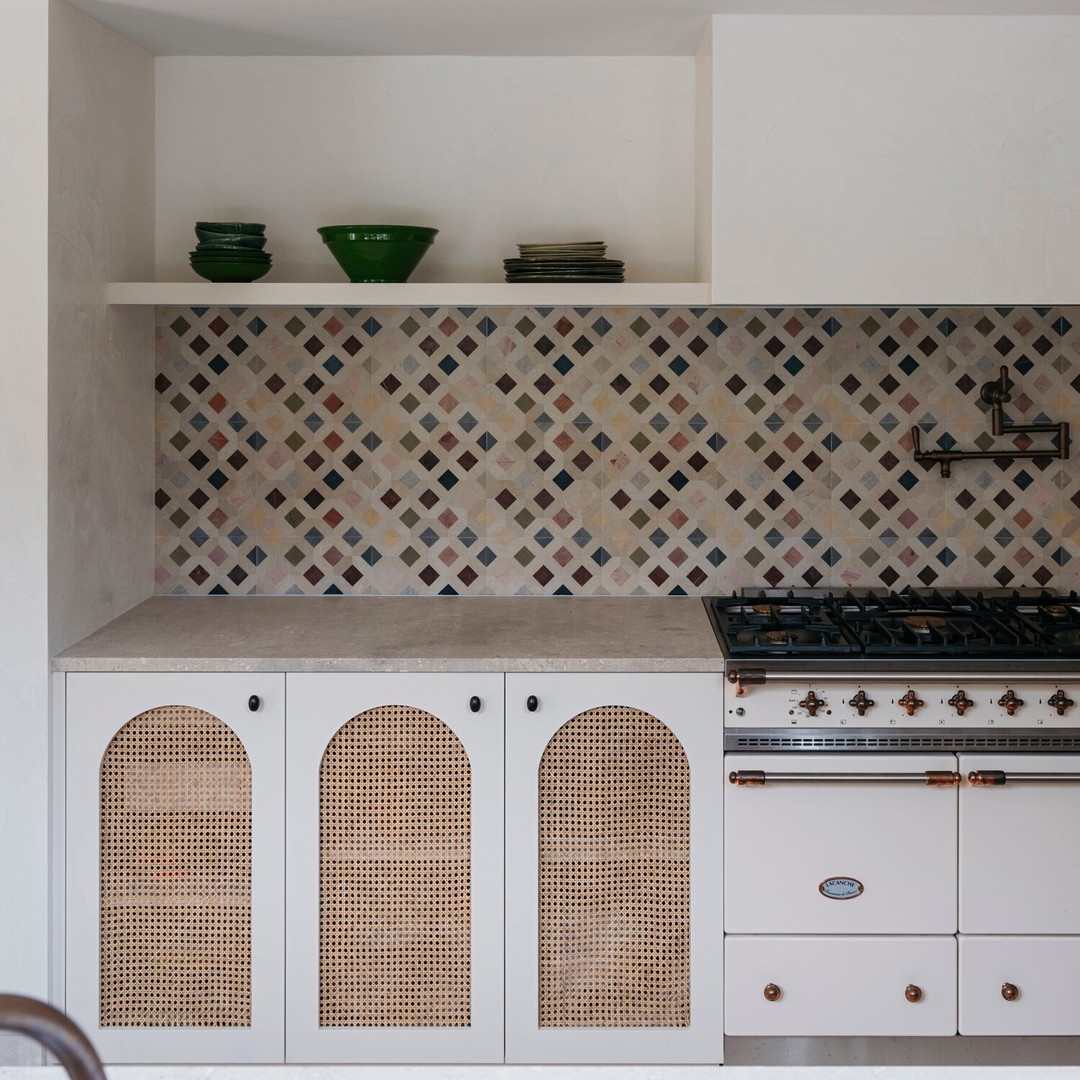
[{"xmin": 317, "ymin": 224, "xmax": 438, "ymax": 283}]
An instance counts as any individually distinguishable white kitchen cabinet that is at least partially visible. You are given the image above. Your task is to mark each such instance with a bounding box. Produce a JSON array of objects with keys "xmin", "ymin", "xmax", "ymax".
[
  {"xmin": 725, "ymin": 935, "xmax": 957, "ymax": 1037},
  {"xmin": 65, "ymin": 672, "xmax": 286, "ymax": 1063},
  {"xmin": 959, "ymin": 936, "xmax": 1080, "ymax": 1036},
  {"xmin": 504, "ymin": 672, "xmax": 724, "ymax": 1064},
  {"xmin": 284, "ymin": 673, "xmax": 504, "ymax": 1063}
]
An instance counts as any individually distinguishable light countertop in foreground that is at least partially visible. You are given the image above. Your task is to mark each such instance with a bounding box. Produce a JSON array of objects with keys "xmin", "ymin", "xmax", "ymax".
[{"xmin": 54, "ymin": 596, "xmax": 723, "ymax": 673}]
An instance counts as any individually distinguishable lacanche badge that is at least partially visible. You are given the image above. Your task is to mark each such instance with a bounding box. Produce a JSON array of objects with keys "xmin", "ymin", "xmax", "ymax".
[{"xmin": 819, "ymin": 876, "xmax": 864, "ymax": 900}]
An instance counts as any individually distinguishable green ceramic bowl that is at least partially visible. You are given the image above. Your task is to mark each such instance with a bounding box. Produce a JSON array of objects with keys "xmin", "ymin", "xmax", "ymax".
[
  {"xmin": 195, "ymin": 221, "xmax": 266, "ymax": 236},
  {"xmin": 317, "ymin": 224, "xmax": 438, "ymax": 283},
  {"xmin": 189, "ymin": 250, "xmax": 271, "ymax": 260},
  {"xmin": 190, "ymin": 255, "xmax": 271, "ymax": 282},
  {"xmin": 195, "ymin": 232, "xmax": 268, "ymax": 250}
]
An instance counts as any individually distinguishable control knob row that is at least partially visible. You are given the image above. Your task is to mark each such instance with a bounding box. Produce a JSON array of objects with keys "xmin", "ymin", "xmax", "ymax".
[{"xmin": 793, "ymin": 688, "xmax": 1075, "ymax": 717}]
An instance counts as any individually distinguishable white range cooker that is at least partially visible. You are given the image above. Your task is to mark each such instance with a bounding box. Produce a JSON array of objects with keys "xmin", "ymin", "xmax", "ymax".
[{"xmin": 711, "ymin": 588, "xmax": 1080, "ymax": 1040}]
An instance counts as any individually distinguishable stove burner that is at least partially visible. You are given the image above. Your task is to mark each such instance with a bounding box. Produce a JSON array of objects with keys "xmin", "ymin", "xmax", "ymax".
[{"xmin": 708, "ymin": 588, "xmax": 1080, "ymax": 659}]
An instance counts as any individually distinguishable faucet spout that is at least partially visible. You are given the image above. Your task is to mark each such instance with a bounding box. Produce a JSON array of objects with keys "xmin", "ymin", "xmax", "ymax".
[{"xmin": 0, "ymin": 995, "xmax": 106, "ymax": 1080}]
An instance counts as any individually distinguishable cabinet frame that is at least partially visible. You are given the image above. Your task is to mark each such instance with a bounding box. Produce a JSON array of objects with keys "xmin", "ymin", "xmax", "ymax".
[
  {"xmin": 65, "ymin": 672, "xmax": 286, "ymax": 1063},
  {"xmin": 284, "ymin": 672, "xmax": 504, "ymax": 1063},
  {"xmin": 504, "ymin": 671, "xmax": 724, "ymax": 1064}
]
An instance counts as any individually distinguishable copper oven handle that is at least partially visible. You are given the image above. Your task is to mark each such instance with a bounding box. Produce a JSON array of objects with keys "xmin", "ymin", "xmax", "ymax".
[
  {"xmin": 968, "ymin": 770, "xmax": 1080, "ymax": 786},
  {"xmin": 730, "ymin": 770, "xmax": 961, "ymax": 786}
]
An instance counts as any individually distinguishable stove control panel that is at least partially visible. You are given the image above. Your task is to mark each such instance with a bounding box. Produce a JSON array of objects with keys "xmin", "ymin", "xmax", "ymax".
[{"xmin": 725, "ymin": 677, "xmax": 1080, "ymax": 728}]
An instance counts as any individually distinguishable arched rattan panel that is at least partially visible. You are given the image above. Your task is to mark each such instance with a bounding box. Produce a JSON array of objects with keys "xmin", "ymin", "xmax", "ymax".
[
  {"xmin": 99, "ymin": 706, "xmax": 252, "ymax": 1027},
  {"xmin": 538, "ymin": 705, "xmax": 690, "ymax": 1028},
  {"xmin": 320, "ymin": 705, "xmax": 471, "ymax": 1027}
]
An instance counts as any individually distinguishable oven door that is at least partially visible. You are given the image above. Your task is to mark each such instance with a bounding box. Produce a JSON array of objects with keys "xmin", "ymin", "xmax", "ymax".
[
  {"xmin": 725, "ymin": 752, "xmax": 959, "ymax": 934},
  {"xmin": 960, "ymin": 753, "xmax": 1080, "ymax": 934}
]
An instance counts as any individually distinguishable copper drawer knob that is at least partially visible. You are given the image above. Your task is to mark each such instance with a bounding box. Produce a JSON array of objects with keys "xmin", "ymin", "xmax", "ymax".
[
  {"xmin": 763, "ymin": 983, "xmax": 782, "ymax": 1002},
  {"xmin": 905, "ymin": 984, "xmax": 923, "ymax": 1003},
  {"xmin": 1001, "ymin": 982, "xmax": 1020, "ymax": 1001}
]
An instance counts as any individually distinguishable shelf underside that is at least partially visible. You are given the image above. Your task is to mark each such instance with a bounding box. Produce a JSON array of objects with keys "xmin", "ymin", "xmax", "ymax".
[{"xmin": 107, "ymin": 282, "xmax": 711, "ymax": 307}]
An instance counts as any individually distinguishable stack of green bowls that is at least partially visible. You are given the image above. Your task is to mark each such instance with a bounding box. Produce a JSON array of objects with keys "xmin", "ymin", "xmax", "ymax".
[{"xmin": 190, "ymin": 222, "xmax": 271, "ymax": 282}]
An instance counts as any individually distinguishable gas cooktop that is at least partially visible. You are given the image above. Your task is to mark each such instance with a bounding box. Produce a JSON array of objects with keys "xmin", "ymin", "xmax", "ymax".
[{"xmin": 708, "ymin": 588, "xmax": 1080, "ymax": 660}]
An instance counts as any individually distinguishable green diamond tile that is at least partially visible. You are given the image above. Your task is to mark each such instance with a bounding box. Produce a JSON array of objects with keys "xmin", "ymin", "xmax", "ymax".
[
  {"xmin": 284, "ymin": 316, "xmax": 306, "ymax": 336},
  {"xmin": 514, "ymin": 547, "xmax": 534, "ymax": 566},
  {"xmin": 745, "ymin": 432, "xmax": 766, "ymax": 452},
  {"xmin": 170, "ymin": 316, "xmax": 191, "ymax": 336},
  {"xmin": 745, "ymin": 394, "xmax": 765, "ymax": 414},
  {"xmin": 629, "ymin": 432, "xmax": 651, "ymax": 452},
  {"xmin": 630, "ymin": 546, "xmax": 650, "ymax": 566},
  {"xmin": 284, "ymin": 545, "xmax": 305, "ymax": 567},
  {"xmin": 283, "ymin": 392, "xmax": 304, "ymax": 413},
  {"xmin": 860, "ymin": 546, "xmax": 880, "ymax": 566},
  {"xmin": 284, "ymin": 431, "xmax": 306, "ymax": 452},
  {"xmin": 169, "ymin": 545, "xmax": 189, "ymax": 566},
  {"xmin": 744, "ymin": 546, "xmax": 765, "ymax": 567},
  {"xmin": 400, "ymin": 315, "xmax": 421, "ymax": 337},
  {"xmin": 400, "ymin": 507, "xmax": 421, "ymax": 529},
  {"xmin": 630, "ymin": 316, "xmax": 651, "ymax": 337},
  {"xmin": 745, "ymin": 317, "xmax": 765, "ymax": 337},
  {"xmin": 400, "ymin": 431, "xmax": 421, "ymax": 452},
  {"xmin": 860, "ymin": 316, "xmax": 881, "ymax": 336},
  {"xmin": 974, "ymin": 546, "xmax": 996, "ymax": 567},
  {"xmin": 401, "ymin": 546, "xmax": 421, "ymax": 567},
  {"xmin": 169, "ymin": 393, "xmax": 191, "ymax": 413},
  {"xmin": 974, "ymin": 508, "xmax": 995, "ymax": 528},
  {"xmin": 744, "ymin": 509, "xmax": 765, "ymax": 529}
]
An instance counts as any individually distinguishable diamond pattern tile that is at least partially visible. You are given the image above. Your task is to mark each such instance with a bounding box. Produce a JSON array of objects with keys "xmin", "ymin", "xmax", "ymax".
[{"xmin": 155, "ymin": 306, "xmax": 1080, "ymax": 594}]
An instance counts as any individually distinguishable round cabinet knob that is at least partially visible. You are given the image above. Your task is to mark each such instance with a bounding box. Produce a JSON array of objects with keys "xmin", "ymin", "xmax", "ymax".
[
  {"xmin": 998, "ymin": 689, "xmax": 1024, "ymax": 716},
  {"xmin": 898, "ymin": 690, "xmax": 925, "ymax": 716},
  {"xmin": 763, "ymin": 983, "xmax": 782, "ymax": 1002},
  {"xmin": 469, "ymin": 696, "xmax": 481, "ymax": 713},
  {"xmin": 1001, "ymin": 982, "xmax": 1020, "ymax": 1002},
  {"xmin": 798, "ymin": 690, "xmax": 824, "ymax": 716},
  {"xmin": 905, "ymin": 984, "xmax": 923, "ymax": 1003},
  {"xmin": 247, "ymin": 695, "xmax": 261, "ymax": 712},
  {"xmin": 948, "ymin": 690, "xmax": 975, "ymax": 715},
  {"xmin": 526, "ymin": 695, "xmax": 539, "ymax": 712}
]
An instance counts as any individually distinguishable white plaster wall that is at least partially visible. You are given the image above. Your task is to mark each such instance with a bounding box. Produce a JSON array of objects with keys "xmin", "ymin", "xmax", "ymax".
[
  {"xmin": 0, "ymin": 0, "xmax": 50, "ymax": 1064},
  {"xmin": 693, "ymin": 22, "xmax": 713, "ymax": 285},
  {"xmin": 154, "ymin": 56, "xmax": 697, "ymax": 282},
  {"xmin": 710, "ymin": 15, "xmax": 1080, "ymax": 305},
  {"xmin": 49, "ymin": 0, "xmax": 156, "ymax": 653}
]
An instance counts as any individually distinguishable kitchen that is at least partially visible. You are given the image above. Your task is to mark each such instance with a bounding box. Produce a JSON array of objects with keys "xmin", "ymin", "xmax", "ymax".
[{"xmin": 3, "ymin": 0, "xmax": 1080, "ymax": 1075}]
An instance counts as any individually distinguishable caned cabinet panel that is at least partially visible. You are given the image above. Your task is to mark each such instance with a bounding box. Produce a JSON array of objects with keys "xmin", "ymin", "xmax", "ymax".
[
  {"xmin": 505, "ymin": 673, "xmax": 724, "ymax": 1064},
  {"xmin": 65, "ymin": 672, "xmax": 285, "ymax": 1063},
  {"xmin": 285, "ymin": 673, "xmax": 503, "ymax": 1063}
]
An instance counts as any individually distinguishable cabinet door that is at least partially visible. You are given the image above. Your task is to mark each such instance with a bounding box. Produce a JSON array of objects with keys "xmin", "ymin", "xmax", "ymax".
[
  {"xmin": 960, "ymin": 936, "xmax": 1080, "ymax": 1035},
  {"xmin": 725, "ymin": 935, "xmax": 957, "ymax": 1036},
  {"xmin": 66, "ymin": 672, "xmax": 285, "ymax": 1063},
  {"xmin": 505, "ymin": 673, "xmax": 724, "ymax": 1064},
  {"xmin": 285, "ymin": 673, "xmax": 503, "ymax": 1063}
]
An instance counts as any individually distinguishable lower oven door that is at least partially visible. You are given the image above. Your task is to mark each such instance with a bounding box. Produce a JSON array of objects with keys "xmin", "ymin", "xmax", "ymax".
[
  {"xmin": 960, "ymin": 753, "xmax": 1080, "ymax": 933},
  {"xmin": 725, "ymin": 752, "xmax": 959, "ymax": 933}
]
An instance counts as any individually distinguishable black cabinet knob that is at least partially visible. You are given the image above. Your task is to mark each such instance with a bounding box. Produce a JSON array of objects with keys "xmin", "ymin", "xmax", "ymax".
[
  {"xmin": 469, "ymin": 695, "xmax": 481, "ymax": 713},
  {"xmin": 248, "ymin": 695, "xmax": 261, "ymax": 712},
  {"xmin": 526, "ymin": 695, "xmax": 539, "ymax": 712}
]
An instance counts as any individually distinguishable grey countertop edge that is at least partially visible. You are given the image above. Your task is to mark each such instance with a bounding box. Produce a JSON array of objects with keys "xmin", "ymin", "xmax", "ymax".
[{"xmin": 53, "ymin": 656, "xmax": 725, "ymax": 673}]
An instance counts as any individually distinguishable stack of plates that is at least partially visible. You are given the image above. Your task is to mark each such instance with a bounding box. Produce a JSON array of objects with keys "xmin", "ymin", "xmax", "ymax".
[
  {"xmin": 190, "ymin": 222, "xmax": 272, "ymax": 282},
  {"xmin": 504, "ymin": 241, "xmax": 624, "ymax": 283}
]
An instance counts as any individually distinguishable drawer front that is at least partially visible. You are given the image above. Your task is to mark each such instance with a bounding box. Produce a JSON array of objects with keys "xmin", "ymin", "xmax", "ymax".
[
  {"xmin": 960, "ymin": 936, "xmax": 1080, "ymax": 1035},
  {"xmin": 960, "ymin": 753, "xmax": 1080, "ymax": 933},
  {"xmin": 725, "ymin": 935, "xmax": 957, "ymax": 1037},
  {"xmin": 726, "ymin": 753, "xmax": 958, "ymax": 933}
]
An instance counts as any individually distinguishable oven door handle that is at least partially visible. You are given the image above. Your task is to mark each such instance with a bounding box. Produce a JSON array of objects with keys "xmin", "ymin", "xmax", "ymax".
[
  {"xmin": 968, "ymin": 769, "xmax": 1080, "ymax": 786},
  {"xmin": 729, "ymin": 769, "xmax": 961, "ymax": 786}
]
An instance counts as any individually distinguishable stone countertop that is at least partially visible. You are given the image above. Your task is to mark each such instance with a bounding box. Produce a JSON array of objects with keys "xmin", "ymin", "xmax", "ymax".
[{"xmin": 54, "ymin": 596, "xmax": 723, "ymax": 673}]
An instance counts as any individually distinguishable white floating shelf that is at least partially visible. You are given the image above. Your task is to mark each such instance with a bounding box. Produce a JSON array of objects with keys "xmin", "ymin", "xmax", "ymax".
[{"xmin": 106, "ymin": 281, "xmax": 712, "ymax": 307}]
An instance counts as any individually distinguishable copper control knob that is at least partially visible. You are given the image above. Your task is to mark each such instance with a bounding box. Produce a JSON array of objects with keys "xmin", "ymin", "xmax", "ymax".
[
  {"xmin": 1049, "ymin": 690, "xmax": 1074, "ymax": 716},
  {"xmin": 763, "ymin": 983, "xmax": 782, "ymax": 1002},
  {"xmin": 799, "ymin": 690, "xmax": 824, "ymax": 716},
  {"xmin": 948, "ymin": 690, "xmax": 975, "ymax": 715},
  {"xmin": 998, "ymin": 689, "xmax": 1024, "ymax": 716},
  {"xmin": 905, "ymin": 984, "xmax": 923, "ymax": 1003},
  {"xmin": 898, "ymin": 690, "xmax": 925, "ymax": 716},
  {"xmin": 848, "ymin": 689, "xmax": 875, "ymax": 716},
  {"xmin": 1001, "ymin": 982, "xmax": 1020, "ymax": 1002}
]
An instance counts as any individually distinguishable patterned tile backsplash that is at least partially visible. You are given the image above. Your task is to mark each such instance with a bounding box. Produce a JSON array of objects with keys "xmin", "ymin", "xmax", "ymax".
[{"xmin": 155, "ymin": 306, "xmax": 1080, "ymax": 595}]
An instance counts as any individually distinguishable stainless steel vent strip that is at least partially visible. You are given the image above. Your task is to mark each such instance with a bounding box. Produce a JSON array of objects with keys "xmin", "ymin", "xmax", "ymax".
[{"xmin": 725, "ymin": 727, "xmax": 1080, "ymax": 752}]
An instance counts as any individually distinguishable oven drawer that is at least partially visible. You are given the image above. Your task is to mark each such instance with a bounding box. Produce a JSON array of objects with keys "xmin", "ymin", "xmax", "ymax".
[
  {"xmin": 960, "ymin": 754, "xmax": 1080, "ymax": 933},
  {"xmin": 959, "ymin": 936, "xmax": 1080, "ymax": 1035},
  {"xmin": 725, "ymin": 935, "xmax": 957, "ymax": 1036},
  {"xmin": 725, "ymin": 753, "xmax": 959, "ymax": 933}
]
